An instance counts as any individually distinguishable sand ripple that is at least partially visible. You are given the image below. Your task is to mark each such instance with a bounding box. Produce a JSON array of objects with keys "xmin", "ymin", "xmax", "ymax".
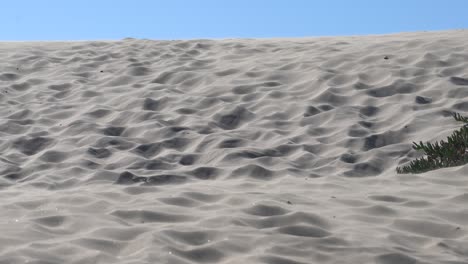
[{"xmin": 0, "ymin": 30, "xmax": 468, "ymax": 263}]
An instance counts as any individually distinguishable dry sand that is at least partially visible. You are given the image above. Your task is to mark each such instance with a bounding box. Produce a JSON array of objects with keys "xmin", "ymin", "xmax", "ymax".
[{"xmin": 0, "ymin": 30, "xmax": 468, "ymax": 264}]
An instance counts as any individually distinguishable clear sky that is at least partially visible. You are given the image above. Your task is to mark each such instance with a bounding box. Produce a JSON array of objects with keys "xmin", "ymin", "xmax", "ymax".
[{"xmin": 2, "ymin": 0, "xmax": 468, "ymax": 40}]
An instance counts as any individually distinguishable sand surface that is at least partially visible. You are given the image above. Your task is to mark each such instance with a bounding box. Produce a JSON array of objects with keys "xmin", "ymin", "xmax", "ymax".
[{"xmin": 1, "ymin": 30, "xmax": 468, "ymax": 264}]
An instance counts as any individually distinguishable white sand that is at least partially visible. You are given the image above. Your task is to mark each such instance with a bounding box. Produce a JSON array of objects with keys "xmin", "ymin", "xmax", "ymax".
[{"xmin": 0, "ymin": 30, "xmax": 468, "ymax": 264}]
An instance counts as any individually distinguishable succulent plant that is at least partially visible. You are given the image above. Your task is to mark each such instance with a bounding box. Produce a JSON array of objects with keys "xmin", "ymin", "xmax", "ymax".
[{"xmin": 396, "ymin": 112, "xmax": 468, "ymax": 174}]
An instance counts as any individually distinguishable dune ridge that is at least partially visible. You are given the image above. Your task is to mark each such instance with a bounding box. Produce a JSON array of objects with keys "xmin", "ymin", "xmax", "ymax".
[{"xmin": 0, "ymin": 30, "xmax": 468, "ymax": 263}]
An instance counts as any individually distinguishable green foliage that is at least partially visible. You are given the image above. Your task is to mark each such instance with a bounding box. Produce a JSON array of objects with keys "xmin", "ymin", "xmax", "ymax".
[{"xmin": 396, "ymin": 112, "xmax": 468, "ymax": 174}]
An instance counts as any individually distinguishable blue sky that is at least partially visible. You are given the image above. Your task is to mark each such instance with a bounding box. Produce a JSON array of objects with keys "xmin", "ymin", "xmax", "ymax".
[{"xmin": 2, "ymin": 0, "xmax": 468, "ymax": 40}]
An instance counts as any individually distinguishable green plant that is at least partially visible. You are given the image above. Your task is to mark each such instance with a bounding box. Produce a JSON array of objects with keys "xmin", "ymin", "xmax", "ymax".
[{"xmin": 396, "ymin": 112, "xmax": 468, "ymax": 174}]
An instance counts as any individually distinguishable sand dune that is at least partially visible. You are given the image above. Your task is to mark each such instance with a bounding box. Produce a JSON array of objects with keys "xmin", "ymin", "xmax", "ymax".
[{"xmin": 1, "ymin": 30, "xmax": 468, "ymax": 263}]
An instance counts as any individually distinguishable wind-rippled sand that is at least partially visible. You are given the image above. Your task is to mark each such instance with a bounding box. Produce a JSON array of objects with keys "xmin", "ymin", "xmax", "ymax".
[{"xmin": 1, "ymin": 30, "xmax": 468, "ymax": 264}]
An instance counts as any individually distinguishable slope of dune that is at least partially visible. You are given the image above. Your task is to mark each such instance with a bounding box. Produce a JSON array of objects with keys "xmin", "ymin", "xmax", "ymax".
[{"xmin": 0, "ymin": 30, "xmax": 468, "ymax": 264}]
